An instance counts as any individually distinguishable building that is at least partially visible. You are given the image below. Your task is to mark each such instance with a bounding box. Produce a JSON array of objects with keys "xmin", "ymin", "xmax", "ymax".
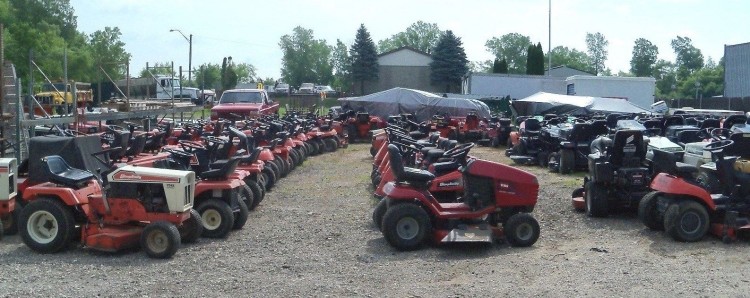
[
  {"xmin": 724, "ymin": 42, "xmax": 750, "ymax": 98},
  {"xmin": 462, "ymin": 72, "xmax": 656, "ymax": 110},
  {"xmin": 544, "ymin": 65, "xmax": 593, "ymax": 77},
  {"xmin": 362, "ymin": 47, "xmax": 442, "ymax": 95}
]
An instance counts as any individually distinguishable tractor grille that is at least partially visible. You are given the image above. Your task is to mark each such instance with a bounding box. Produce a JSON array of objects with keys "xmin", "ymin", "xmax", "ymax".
[
  {"xmin": 184, "ymin": 184, "xmax": 192, "ymax": 206},
  {"xmin": 8, "ymin": 174, "xmax": 15, "ymax": 194},
  {"xmin": 462, "ymin": 173, "xmax": 495, "ymax": 210}
]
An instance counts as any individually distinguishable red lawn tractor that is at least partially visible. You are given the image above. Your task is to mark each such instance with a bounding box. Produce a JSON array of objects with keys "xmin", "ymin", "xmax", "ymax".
[
  {"xmin": 19, "ymin": 153, "xmax": 202, "ymax": 258},
  {"xmin": 0, "ymin": 158, "xmax": 18, "ymax": 239},
  {"xmin": 373, "ymin": 144, "xmax": 540, "ymax": 251}
]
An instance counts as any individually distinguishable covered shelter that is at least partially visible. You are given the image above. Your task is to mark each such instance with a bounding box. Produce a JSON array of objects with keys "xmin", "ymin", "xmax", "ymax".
[{"xmin": 511, "ymin": 92, "xmax": 651, "ymax": 116}]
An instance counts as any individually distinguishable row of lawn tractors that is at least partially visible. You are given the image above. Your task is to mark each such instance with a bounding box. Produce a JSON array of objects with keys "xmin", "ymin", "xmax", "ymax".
[
  {"xmin": 0, "ymin": 108, "xmax": 348, "ymax": 258},
  {"xmin": 368, "ymin": 125, "xmax": 540, "ymax": 251}
]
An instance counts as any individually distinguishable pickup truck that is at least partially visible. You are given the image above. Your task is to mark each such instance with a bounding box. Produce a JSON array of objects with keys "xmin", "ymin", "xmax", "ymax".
[{"xmin": 211, "ymin": 89, "xmax": 279, "ymax": 120}]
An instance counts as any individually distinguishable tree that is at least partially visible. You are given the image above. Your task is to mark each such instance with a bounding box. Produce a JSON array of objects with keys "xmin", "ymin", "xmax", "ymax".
[
  {"xmin": 653, "ymin": 59, "xmax": 678, "ymax": 98},
  {"xmin": 492, "ymin": 59, "xmax": 501, "ymax": 73},
  {"xmin": 233, "ymin": 63, "xmax": 257, "ymax": 84},
  {"xmin": 220, "ymin": 56, "xmax": 237, "ymax": 91},
  {"xmin": 498, "ymin": 58, "xmax": 509, "ymax": 74},
  {"xmin": 526, "ymin": 43, "xmax": 544, "ymax": 75},
  {"xmin": 630, "ymin": 38, "xmax": 658, "ymax": 77},
  {"xmin": 349, "ymin": 24, "xmax": 379, "ymax": 95},
  {"xmin": 429, "ymin": 30, "xmax": 469, "ymax": 93},
  {"xmin": 194, "ymin": 63, "xmax": 221, "ymax": 90},
  {"xmin": 485, "ymin": 33, "xmax": 532, "ymax": 74},
  {"xmin": 671, "ymin": 36, "xmax": 704, "ymax": 77},
  {"xmin": 585, "ymin": 32, "xmax": 608, "ymax": 75},
  {"xmin": 279, "ymin": 26, "xmax": 333, "ymax": 87},
  {"xmin": 548, "ymin": 46, "xmax": 593, "ymax": 73},
  {"xmin": 138, "ymin": 62, "xmax": 175, "ymax": 78},
  {"xmin": 377, "ymin": 21, "xmax": 443, "ymax": 54},
  {"xmin": 89, "ymin": 27, "xmax": 131, "ymax": 80},
  {"xmin": 331, "ymin": 39, "xmax": 352, "ymax": 92}
]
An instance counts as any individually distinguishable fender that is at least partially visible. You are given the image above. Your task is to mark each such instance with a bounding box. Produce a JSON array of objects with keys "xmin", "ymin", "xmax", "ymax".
[
  {"xmin": 650, "ymin": 172, "xmax": 715, "ymax": 210},
  {"xmin": 23, "ymin": 180, "xmax": 101, "ymax": 205}
]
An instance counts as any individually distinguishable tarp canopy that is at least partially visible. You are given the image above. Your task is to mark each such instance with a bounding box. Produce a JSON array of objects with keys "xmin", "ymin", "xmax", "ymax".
[
  {"xmin": 338, "ymin": 87, "xmax": 491, "ymax": 121},
  {"xmin": 512, "ymin": 92, "xmax": 651, "ymax": 116}
]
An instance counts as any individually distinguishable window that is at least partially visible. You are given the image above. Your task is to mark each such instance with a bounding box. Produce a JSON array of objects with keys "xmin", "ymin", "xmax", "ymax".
[{"xmin": 219, "ymin": 91, "xmax": 263, "ymax": 104}]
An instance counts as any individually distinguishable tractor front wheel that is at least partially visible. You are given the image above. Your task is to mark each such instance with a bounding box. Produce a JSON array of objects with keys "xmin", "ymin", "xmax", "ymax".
[
  {"xmin": 503, "ymin": 213, "xmax": 540, "ymax": 247},
  {"xmin": 323, "ymin": 138, "xmax": 338, "ymax": 153},
  {"xmin": 372, "ymin": 199, "xmax": 387, "ymax": 231},
  {"xmin": 179, "ymin": 209, "xmax": 203, "ymax": 243},
  {"xmin": 638, "ymin": 191, "xmax": 664, "ymax": 230},
  {"xmin": 141, "ymin": 221, "xmax": 180, "ymax": 259},
  {"xmin": 1, "ymin": 209, "xmax": 19, "ymax": 235},
  {"xmin": 233, "ymin": 193, "xmax": 250, "ymax": 230},
  {"xmin": 20, "ymin": 198, "xmax": 77, "ymax": 254},
  {"xmin": 197, "ymin": 199, "xmax": 235, "ymax": 238},
  {"xmin": 559, "ymin": 149, "xmax": 575, "ymax": 174},
  {"xmin": 381, "ymin": 203, "xmax": 431, "ymax": 251},
  {"xmin": 664, "ymin": 200, "xmax": 709, "ymax": 242},
  {"xmin": 585, "ymin": 182, "xmax": 609, "ymax": 217}
]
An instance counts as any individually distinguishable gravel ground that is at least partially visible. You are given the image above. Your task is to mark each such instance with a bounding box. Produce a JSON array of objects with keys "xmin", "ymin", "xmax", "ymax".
[{"xmin": 1, "ymin": 143, "xmax": 749, "ymax": 297}]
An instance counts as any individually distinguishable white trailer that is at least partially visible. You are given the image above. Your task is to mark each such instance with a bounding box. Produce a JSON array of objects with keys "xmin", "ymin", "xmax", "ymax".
[
  {"xmin": 114, "ymin": 76, "xmax": 198, "ymax": 101},
  {"xmin": 564, "ymin": 75, "xmax": 656, "ymax": 109}
]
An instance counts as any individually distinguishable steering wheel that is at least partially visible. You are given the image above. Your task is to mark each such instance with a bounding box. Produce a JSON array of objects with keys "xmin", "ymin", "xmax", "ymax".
[
  {"xmin": 710, "ymin": 128, "xmax": 729, "ymax": 140},
  {"xmin": 443, "ymin": 142, "xmax": 475, "ymax": 158},
  {"xmin": 179, "ymin": 140, "xmax": 206, "ymax": 151},
  {"xmin": 697, "ymin": 128, "xmax": 711, "ymax": 140},
  {"xmin": 204, "ymin": 136, "xmax": 228, "ymax": 145},
  {"xmin": 163, "ymin": 147, "xmax": 194, "ymax": 158},
  {"xmin": 107, "ymin": 125, "xmax": 126, "ymax": 132},
  {"xmin": 704, "ymin": 139, "xmax": 734, "ymax": 152},
  {"xmin": 63, "ymin": 129, "xmax": 87, "ymax": 136}
]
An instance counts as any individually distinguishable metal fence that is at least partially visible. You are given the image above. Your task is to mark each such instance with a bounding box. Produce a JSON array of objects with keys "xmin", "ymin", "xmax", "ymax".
[{"xmin": 662, "ymin": 97, "xmax": 750, "ymax": 112}]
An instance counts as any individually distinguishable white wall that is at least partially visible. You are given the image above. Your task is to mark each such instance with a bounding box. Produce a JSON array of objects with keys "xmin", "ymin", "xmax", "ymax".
[
  {"xmin": 566, "ymin": 76, "xmax": 656, "ymax": 109},
  {"xmin": 379, "ymin": 49, "xmax": 432, "ymax": 67},
  {"xmin": 467, "ymin": 74, "xmax": 566, "ymax": 99}
]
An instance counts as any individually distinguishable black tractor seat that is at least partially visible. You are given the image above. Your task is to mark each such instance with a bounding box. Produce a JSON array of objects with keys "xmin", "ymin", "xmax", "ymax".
[
  {"xmin": 433, "ymin": 161, "xmax": 461, "ymax": 177},
  {"xmin": 200, "ymin": 156, "xmax": 241, "ymax": 180},
  {"xmin": 424, "ymin": 149, "xmax": 446, "ymax": 164},
  {"xmin": 388, "ymin": 144, "xmax": 434, "ymax": 188},
  {"xmin": 42, "ymin": 155, "xmax": 95, "ymax": 189},
  {"xmin": 211, "ymin": 148, "xmax": 261, "ymax": 169}
]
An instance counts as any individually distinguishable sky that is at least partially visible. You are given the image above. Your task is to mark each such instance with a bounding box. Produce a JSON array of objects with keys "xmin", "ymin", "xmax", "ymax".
[{"xmin": 70, "ymin": 0, "xmax": 748, "ymax": 81}]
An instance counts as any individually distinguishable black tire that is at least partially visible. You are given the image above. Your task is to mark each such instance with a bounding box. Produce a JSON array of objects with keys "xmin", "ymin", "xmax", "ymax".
[
  {"xmin": 286, "ymin": 155, "xmax": 295, "ymax": 172},
  {"xmin": 490, "ymin": 136, "xmax": 500, "ymax": 148},
  {"xmin": 585, "ymin": 182, "xmax": 609, "ymax": 217},
  {"xmin": 503, "ymin": 213, "xmax": 541, "ymax": 247},
  {"xmin": 348, "ymin": 125, "xmax": 358, "ymax": 144},
  {"xmin": 233, "ymin": 194, "xmax": 249, "ymax": 230},
  {"xmin": 239, "ymin": 184, "xmax": 255, "ymax": 212},
  {"xmin": 20, "ymin": 198, "xmax": 77, "ymax": 253},
  {"xmin": 506, "ymin": 137, "xmax": 513, "ymax": 148},
  {"xmin": 664, "ymin": 200, "xmax": 709, "ymax": 242},
  {"xmin": 372, "ymin": 199, "xmax": 387, "ymax": 231},
  {"xmin": 537, "ymin": 151, "xmax": 549, "ymax": 168},
  {"xmin": 289, "ymin": 149, "xmax": 301, "ymax": 168},
  {"xmin": 547, "ymin": 152, "xmax": 559, "ymax": 173},
  {"xmin": 1, "ymin": 208, "xmax": 19, "ymax": 235},
  {"xmin": 370, "ymin": 146, "xmax": 377, "ymax": 157},
  {"xmin": 0, "ymin": 218, "xmax": 3, "ymax": 240},
  {"xmin": 179, "ymin": 209, "xmax": 203, "ymax": 244},
  {"xmin": 514, "ymin": 140, "xmax": 527, "ymax": 155},
  {"xmin": 559, "ymin": 149, "xmax": 574, "ymax": 174},
  {"xmin": 274, "ymin": 156, "xmax": 288, "ymax": 178},
  {"xmin": 263, "ymin": 162, "xmax": 279, "ymax": 190},
  {"xmin": 244, "ymin": 179, "xmax": 263, "ymax": 209},
  {"xmin": 261, "ymin": 169, "xmax": 275, "ymax": 191},
  {"xmin": 638, "ymin": 191, "xmax": 664, "ymax": 231},
  {"xmin": 140, "ymin": 221, "xmax": 180, "ymax": 259},
  {"xmin": 696, "ymin": 171, "xmax": 720, "ymax": 194},
  {"xmin": 196, "ymin": 198, "xmax": 235, "ymax": 238},
  {"xmin": 323, "ymin": 138, "xmax": 338, "ymax": 153},
  {"xmin": 310, "ymin": 140, "xmax": 321, "ymax": 155},
  {"xmin": 381, "ymin": 203, "xmax": 431, "ymax": 251}
]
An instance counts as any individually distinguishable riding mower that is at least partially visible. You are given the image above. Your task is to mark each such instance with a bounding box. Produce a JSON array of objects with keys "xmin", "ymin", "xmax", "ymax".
[
  {"xmin": 505, "ymin": 117, "xmax": 548, "ymax": 165},
  {"xmin": 571, "ymin": 129, "xmax": 651, "ymax": 217},
  {"xmin": 546, "ymin": 120, "xmax": 608, "ymax": 174},
  {"xmin": 485, "ymin": 116, "xmax": 513, "ymax": 148},
  {"xmin": 343, "ymin": 110, "xmax": 385, "ymax": 143},
  {"xmin": 19, "ymin": 151, "xmax": 202, "ymax": 258},
  {"xmin": 429, "ymin": 114, "xmax": 460, "ymax": 140},
  {"xmin": 372, "ymin": 144, "xmax": 540, "ymax": 251},
  {"xmin": 457, "ymin": 112, "xmax": 485, "ymax": 143},
  {"xmin": 0, "ymin": 158, "xmax": 18, "ymax": 239},
  {"xmin": 640, "ymin": 139, "xmax": 750, "ymax": 242},
  {"xmin": 691, "ymin": 125, "xmax": 750, "ymax": 194}
]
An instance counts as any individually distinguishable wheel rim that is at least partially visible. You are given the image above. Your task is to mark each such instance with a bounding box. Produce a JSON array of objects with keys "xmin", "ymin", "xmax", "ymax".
[
  {"xmin": 680, "ymin": 211, "xmax": 702, "ymax": 234},
  {"xmin": 515, "ymin": 222, "xmax": 534, "ymax": 241},
  {"xmin": 201, "ymin": 209, "xmax": 222, "ymax": 230},
  {"xmin": 395, "ymin": 217, "xmax": 420, "ymax": 240},
  {"xmin": 146, "ymin": 228, "xmax": 169, "ymax": 254},
  {"xmin": 27, "ymin": 211, "xmax": 58, "ymax": 244}
]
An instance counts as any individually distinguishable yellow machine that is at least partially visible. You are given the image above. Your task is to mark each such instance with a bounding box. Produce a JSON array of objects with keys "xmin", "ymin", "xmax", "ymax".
[{"xmin": 33, "ymin": 82, "xmax": 93, "ymax": 115}]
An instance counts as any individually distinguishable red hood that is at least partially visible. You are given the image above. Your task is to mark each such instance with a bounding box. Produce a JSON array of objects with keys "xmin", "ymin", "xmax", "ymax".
[{"xmin": 212, "ymin": 103, "xmax": 263, "ymax": 113}]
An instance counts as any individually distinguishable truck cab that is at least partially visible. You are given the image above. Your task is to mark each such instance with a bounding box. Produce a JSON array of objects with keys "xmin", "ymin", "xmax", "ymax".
[{"xmin": 210, "ymin": 89, "xmax": 279, "ymax": 120}]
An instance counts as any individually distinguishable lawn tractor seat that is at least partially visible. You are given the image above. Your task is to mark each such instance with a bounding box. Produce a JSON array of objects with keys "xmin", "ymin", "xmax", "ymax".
[
  {"xmin": 609, "ymin": 130, "xmax": 646, "ymax": 168},
  {"xmin": 589, "ymin": 136, "xmax": 613, "ymax": 157},
  {"xmin": 699, "ymin": 118, "xmax": 721, "ymax": 130},
  {"xmin": 409, "ymin": 131, "xmax": 427, "ymax": 140},
  {"xmin": 356, "ymin": 112, "xmax": 370, "ymax": 124},
  {"xmin": 108, "ymin": 130, "xmax": 131, "ymax": 161},
  {"xmin": 124, "ymin": 133, "xmax": 147, "ymax": 160},
  {"xmin": 723, "ymin": 115, "xmax": 748, "ymax": 130},
  {"xmin": 606, "ymin": 114, "xmax": 626, "ymax": 129},
  {"xmin": 723, "ymin": 132, "xmax": 750, "ymax": 158},
  {"xmin": 523, "ymin": 118, "xmax": 542, "ymax": 135},
  {"xmin": 642, "ymin": 119, "xmax": 662, "ymax": 135},
  {"xmin": 651, "ymin": 149, "xmax": 698, "ymax": 178},
  {"xmin": 432, "ymin": 161, "xmax": 461, "ymax": 177},
  {"xmin": 676, "ymin": 129, "xmax": 701, "ymax": 147},
  {"xmin": 387, "ymin": 144, "xmax": 434, "ymax": 189},
  {"xmin": 200, "ymin": 156, "xmax": 242, "ymax": 181},
  {"xmin": 590, "ymin": 120, "xmax": 609, "ymax": 137},
  {"xmin": 42, "ymin": 155, "xmax": 95, "ymax": 189},
  {"xmin": 546, "ymin": 117, "xmax": 561, "ymax": 126},
  {"xmin": 662, "ymin": 115, "xmax": 685, "ymax": 134}
]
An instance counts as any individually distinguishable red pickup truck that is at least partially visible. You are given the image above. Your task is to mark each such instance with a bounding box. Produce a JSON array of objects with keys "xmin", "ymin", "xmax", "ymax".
[{"xmin": 211, "ymin": 89, "xmax": 279, "ymax": 120}]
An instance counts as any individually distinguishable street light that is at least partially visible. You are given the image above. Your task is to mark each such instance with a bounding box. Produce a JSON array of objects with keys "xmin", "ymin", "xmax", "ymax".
[{"xmin": 169, "ymin": 29, "xmax": 192, "ymax": 86}]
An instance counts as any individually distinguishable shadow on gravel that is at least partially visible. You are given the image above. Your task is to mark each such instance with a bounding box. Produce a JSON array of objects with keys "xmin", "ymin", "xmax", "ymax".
[{"xmin": 363, "ymin": 235, "xmax": 534, "ymax": 262}]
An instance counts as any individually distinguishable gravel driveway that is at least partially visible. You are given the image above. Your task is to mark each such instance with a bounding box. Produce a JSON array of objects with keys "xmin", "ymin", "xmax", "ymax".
[{"xmin": 1, "ymin": 144, "xmax": 748, "ymax": 297}]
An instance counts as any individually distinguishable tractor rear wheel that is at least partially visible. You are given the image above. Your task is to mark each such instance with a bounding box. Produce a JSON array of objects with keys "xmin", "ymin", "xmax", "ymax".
[
  {"xmin": 20, "ymin": 198, "xmax": 76, "ymax": 254},
  {"xmin": 179, "ymin": 209, "xmax": 203, "ymax": 243},
  {"xmin": 638, "ymin": 191, "xmax": 664, "ymax": 230},
  {"xmin": 244, "ymin": 179, "xmax": 263, "ymax": 209},
  {"xmin": 323, "ymin": 138, "xmax": 338, "ymax": 153},
  {"xmin": 197, "ymin": 199, "xmax": 235, "ymax": 238},
  {"xmin": 503, "ymin": 213, "xmax": 540, "ymax": 247},
  {"xmin": 696, "ymin": 171, "xmax": 720, "ymax": 194},
  {"xmin": 585, "ymin": 182, "xmax": 609, "ymax": 217},
  {"xmin": 559, "ymin": 149, "xmax": 574, "ymax": 174},
  {"xmin": 263, "ymin": 163, "xmax": 279, "ymax": 190},
  {"xmin": 232, "ymin": 195, "xmax": 249, "ymax": 230},
  {"xmin": 1, "ymin": 209, "xmax": 19, "ymax": 235},
  {"xmin": 372, "ymin": 199, "xmax": 387, "ymax": 231},
  {"xmin": 664, "ymin": 200, "xmax": 709, "ymax": 242},
  {"xmin": 381, "ymin": 203, "xmax": 431, "ymax": 251},
  {"xmin": 141, "ymin": 221, "xmax": 180, "ymax": 259}
]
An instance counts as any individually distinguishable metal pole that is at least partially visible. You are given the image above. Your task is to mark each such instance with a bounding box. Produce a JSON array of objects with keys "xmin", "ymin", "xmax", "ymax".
[
  {"xmin": 63, "ymin": 47, "xmax": 68, "ymax": 114},
  {"xmin": 28, "ymin": 49, "xmax": 34, "ymax": 120},
  {"xmin": 547, "ymin": 0, "xmax": 552, "ymax": 76},
  {"xmin": 188, "ymin": 34, "xmax": 192, "ymax": 86},
  {"xmin": 15, "ymin": 78, "xmax": 21, "ymax": 162}
]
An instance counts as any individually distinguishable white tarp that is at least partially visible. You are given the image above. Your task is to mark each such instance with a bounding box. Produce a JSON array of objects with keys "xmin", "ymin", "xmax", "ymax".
[
  {"xmin": 338, "ymin": 87, "xmax": 491, "ymax": 121},
  {"xmin": 512, "ymin": 92, "xmax": 651, "ymax": 116}
]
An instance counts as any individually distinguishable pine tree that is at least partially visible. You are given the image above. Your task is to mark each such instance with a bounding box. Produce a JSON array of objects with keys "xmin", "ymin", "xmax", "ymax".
[
  {"xmin": 429, "ymin": 30, "xmax": 469, "ymax": 93},
  {"xmin": 526, "ymin": 43, "xmax": 545, "ymax": 75},
  {"xmin": 349, "ymin": 24, "xmax": 379, "ymax": 95},
  {"xmin": 499, "ymin": 58, "xmax": 509, "ymax": 74},
  {"xmin": 492, "ymin": 58, "xmax": 502, "ymax": 73}
]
